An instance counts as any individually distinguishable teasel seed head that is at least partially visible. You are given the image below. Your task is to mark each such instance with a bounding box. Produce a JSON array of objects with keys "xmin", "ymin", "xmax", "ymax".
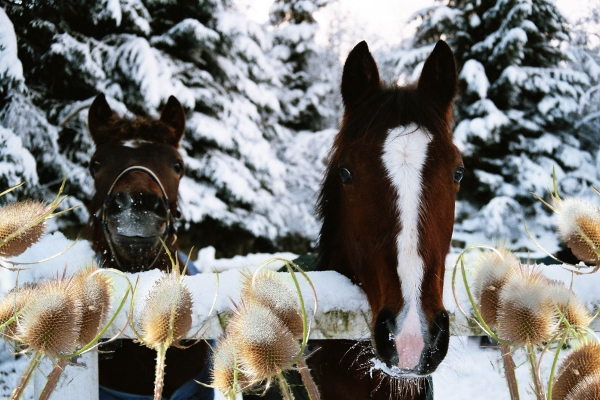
[
  {"xmin": 211, "ymin": 335, "xmax": 252, "ymax": 394},
  {"xmin": 0, "ymin": 284, "xmax": 36, "ymax": 340},
  {"xmin": 16, "ymin": 279, "xmax": 83, "ymax": 357},
  {"xmin": 556, "ymin": 198, "xmax": 600, "ymax": 265},
  {"xmin": 473, "ymin": 248, "xmax": 519, "ymax": 327},
  {"xmin": 0, "ymin": 200, "xmax": 48, "ymax": 257},
  {"xmin": 73, "ymin": 267, "xmax": 112, "ymax": 345},
  {"xmin": 241, "ymin": 270, "xmax": 303, "ymax": 338},
  {"xmin": 496, "ymin": 267, "xmax": 557, "ymax": 345},
  {"xmin": 554, "ymin": 340, "xmax": 600, "ymax": 399},
  {"xmin": 137, "ymin": 271, "xmax": 193, "ymax": 348},
  {"xmin": 549, "ymin": 281, "xmax": 592, "ymax": 330},
  {"xmin": 564, "ymin": 372, "xmax": 600, "ymax": 400},
  {"xmin": 229, "ymin": 302, "xmax": 300, "ymax": 381}
]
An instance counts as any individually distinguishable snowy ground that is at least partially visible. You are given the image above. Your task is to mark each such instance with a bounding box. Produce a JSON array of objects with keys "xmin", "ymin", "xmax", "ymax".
[{"xmin": 0, "ymin": 231, "xmax": 598, "ymax": 399}]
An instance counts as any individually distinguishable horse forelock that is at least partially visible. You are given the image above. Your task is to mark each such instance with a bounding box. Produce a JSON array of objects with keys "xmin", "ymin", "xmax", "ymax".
[{"xmin": 91, "ymin": 117, "xmax": 182, "ymax": 147}]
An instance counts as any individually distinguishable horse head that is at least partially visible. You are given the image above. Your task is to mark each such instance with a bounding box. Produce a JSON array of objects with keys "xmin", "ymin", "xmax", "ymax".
[
  {"xmin": 86, "ymin": 94, "xmax": 185, "ymax": 272},
  {"xmin": 317, "ymin": 40, "xmax": 461, "ymax": 378}
]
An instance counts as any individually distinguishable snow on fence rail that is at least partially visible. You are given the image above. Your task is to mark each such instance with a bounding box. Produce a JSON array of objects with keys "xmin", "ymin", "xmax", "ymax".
[{"xmin": 28, "ymin": 263, "xmax": 600, "ymax": 400}]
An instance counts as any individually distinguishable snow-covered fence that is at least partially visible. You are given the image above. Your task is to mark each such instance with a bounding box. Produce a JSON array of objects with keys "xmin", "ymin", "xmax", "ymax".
[{"xmin": 29, "ymin": 263, "xmax": 600, "ymax": 399}]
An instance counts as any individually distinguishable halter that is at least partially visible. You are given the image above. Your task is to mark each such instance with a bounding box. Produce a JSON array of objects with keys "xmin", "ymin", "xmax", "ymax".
[{"xmin": 95, "ymin": 166, "xmax": 176, "ymax": 271}]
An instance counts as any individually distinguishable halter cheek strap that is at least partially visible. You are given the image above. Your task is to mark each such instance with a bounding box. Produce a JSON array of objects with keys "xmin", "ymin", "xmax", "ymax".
[{"xmin": 95, "ymin": 166, "xmax": 177, "ymax": 271}]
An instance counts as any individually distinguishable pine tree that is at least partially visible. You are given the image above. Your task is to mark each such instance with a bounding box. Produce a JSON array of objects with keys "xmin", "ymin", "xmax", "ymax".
[
  {"xmin": 0, "ymin": 0, "xmax": 337, "ymax": 256},
  {"xmin": 269, "ymin": 0, "xmax": 337, "ymax": 131},
  {"xmin": 568, "ymin": 3, "xmax": 600, "ymax": 155},
  {"xmin": 389, "ymin": 0, "xmax": 599, "ymax": 248}
]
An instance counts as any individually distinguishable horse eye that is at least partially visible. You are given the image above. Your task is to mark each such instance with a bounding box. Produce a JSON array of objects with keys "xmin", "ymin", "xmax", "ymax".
[
  {"xmin": 90, "ymin": 161, "xmax": 101, "ymax": 176},
  {"xmin": 454, "ymin": 167, "xmax": 465, "ymax": 183},
  {"xmin": 173, "ymin": 162, "xmax": 183, "ymax": 175},
  {"xmin": 339, "ymin": 167, "xmax": 353, "ymax": 184}
]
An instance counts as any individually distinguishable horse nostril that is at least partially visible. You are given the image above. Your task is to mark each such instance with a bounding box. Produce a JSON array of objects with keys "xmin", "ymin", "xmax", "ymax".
[
  {"xmin": 143, "ymin": 194, "xmax": 167, "ymax": 217},
  {"xmin": 373, "ymin": 308, "xmax": 398, "ymax": 367},
  {"xmin": 107, "ymin": 192, "xmax": 133, "ymax": 215},
  {"xmin": 421, "ymin": 310, "xmax": 450, "ymax": 374}
]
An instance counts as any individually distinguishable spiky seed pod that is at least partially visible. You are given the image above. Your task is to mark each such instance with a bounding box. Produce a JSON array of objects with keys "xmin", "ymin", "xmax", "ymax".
[
  {"xmin": 137, "ymin": 272, "xmax": 193, "ymax": 348},
  {"xmin": 72, "ymin": 267, "xmax": 112, "ymax": 345},
  {"xmin": 229, "ymin": 303, "xmax": 299, "ymax": 381},
  {"xmin": 553, "ymin": 341, "xmax": 600, "ymax": 400},
  {"xmin": 556, "ymin": 198, "xmax": 600, "ymax": 265},
  {"xmin": 240, "ymin": 270, "xmax": 303, "ymax": 338},
  {"xmin": 564, "ymin": 372, "xmax": 600, "ymax": 400},
  {"xmin": 0, "ymin": 284, "xmax": 36, "ymax": 340},
  {"xmin": 211, "ymin": 335, "xmax": 252, "ymax": 394},
  {"xmin": 473, "ymin": 248, "xmax": 519, "ymax": 327},
  {"xmin": 0, "ymin": 200, "xmax": 48, "ymax": 257},
  {"xmin": 549, "ymin": 281, "xmax": 592, "ymax": 329},
  {"xmin": 496, "ymin": 267, "xmax": 557, "ymax": 346},
  {"xmin": 16, "ymin": 279, "xmax": 83, "ymax": 357}
]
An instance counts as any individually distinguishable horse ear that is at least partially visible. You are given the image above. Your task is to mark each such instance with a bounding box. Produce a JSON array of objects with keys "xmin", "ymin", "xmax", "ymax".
[
  {"xmin": 88, "ymin": 93, "xmax": 116, "ymax": 144},
  {"xmin": 417, "ymin": 40, "xmax": 458, "ymax": 110},
  {"xmin": 160, "ymin": 96, "xmax": 185, "ymax": 145},
  {"xmin": 341, "ymin": 41, "xmax": 381, "ymax": 111}
]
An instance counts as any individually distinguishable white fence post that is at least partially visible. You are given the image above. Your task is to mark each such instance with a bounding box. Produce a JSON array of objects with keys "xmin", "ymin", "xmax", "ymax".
[{"xmin": 33, "ymin": 351, "xmax": 98, "ymax": 400}]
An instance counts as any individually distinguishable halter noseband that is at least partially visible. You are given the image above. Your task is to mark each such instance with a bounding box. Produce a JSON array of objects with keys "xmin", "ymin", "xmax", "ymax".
[{"xmin": 95, "ymin": 166, "xmax": 177, "ymax": 270}]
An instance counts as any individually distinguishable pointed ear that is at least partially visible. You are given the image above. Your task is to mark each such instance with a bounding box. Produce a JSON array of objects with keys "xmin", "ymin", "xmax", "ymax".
[
  {"xmin": 418, "ymin": 40, "xmax": 458, "ymax": 110},
  {"xmin": 88, "ymin": 93, "xmax": 116, "ymax": 144},
  {"xmin": 160, "ymin": 96, "xmax": 185, "ymax": 145},
  {"xmin": 341, "ymin": 41, "xmax": 381, "ymax": 111}
]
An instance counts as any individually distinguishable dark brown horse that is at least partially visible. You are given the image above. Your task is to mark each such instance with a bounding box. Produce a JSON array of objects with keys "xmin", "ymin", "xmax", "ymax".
[
  {"xmin": 305, "ymin": 40, "xmax": 461, "ymax": 399},
  {"xmin": 86, "ymin": 94, "xmax": 212, "ymax": 399}
]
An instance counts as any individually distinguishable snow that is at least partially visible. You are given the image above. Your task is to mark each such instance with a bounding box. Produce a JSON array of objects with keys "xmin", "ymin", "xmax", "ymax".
[
  {"xmin": 3, "ymin": 235, "xmax": 600, "ymax": 398},
  {"xmin": 0, "ymin": 127, "xmax": 38, "ymax": 193},
  {"xmin": 0, "ymin": 8, "xmax": 24, "ymax": 91},
  {"xmin": 460, "ymin": 60, "xmax": 489, "ymax": 99}
]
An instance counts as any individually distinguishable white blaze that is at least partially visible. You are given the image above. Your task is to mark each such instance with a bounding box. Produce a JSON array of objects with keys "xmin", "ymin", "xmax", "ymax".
[
  {"xmin": 381, "ymin": 124, "xmax": 431, "ymax": 370},
  {"xmin": 121, "ymin": 139, "xmax": 151, "ymax": 148}
]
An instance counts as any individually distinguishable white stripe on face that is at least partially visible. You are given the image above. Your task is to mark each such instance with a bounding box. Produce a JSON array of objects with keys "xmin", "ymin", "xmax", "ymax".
[
  {"xmin": 381, "ymin": 124, "xmax": 432, "ymax": 370},
  {"xmin": 121, "ymin": 139, "xmax": 151, "ymax": 148}
]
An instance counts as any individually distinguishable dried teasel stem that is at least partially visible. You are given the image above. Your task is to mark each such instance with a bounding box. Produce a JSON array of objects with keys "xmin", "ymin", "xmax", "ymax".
[
  {"xmin": 10, "ymin": 350, "xmax": 42, "ymax": 400},
  {"xmin": 38, "ymin": 358, "xmax": 68, "ymax": 400},
  {"xmin": 277, "ymin": 371, "xmax": 295, "ymax": 400},
  {"xmin": 154, "ymin": 345, "xmax": 167, "ymax": 400},
  {"xmin": 526, "ymin": 344, "xmax": 545, "ymax": 400},
  {"xmin": 500, "ymin": 344, "xmax": 520, "ymax": 400},
  {"xmin": 297, "ymin": 356, "xmax": 320, "ymax": 400}
]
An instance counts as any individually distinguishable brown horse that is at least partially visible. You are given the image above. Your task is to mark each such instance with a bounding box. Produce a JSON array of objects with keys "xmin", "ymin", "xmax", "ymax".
[
  {"xmin": 305, "ymin": 40, "xmax": 461, "ymax": 399},
  {"xmin": 86, "ymin": 94, "xmax": 212, "ymax": 399}
]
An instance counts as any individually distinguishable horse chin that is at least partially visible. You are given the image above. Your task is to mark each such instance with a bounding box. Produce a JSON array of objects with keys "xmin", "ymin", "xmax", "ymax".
[{"xmin": 108, "ymin": 233, "xmax": 164, "ymax": 272}]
